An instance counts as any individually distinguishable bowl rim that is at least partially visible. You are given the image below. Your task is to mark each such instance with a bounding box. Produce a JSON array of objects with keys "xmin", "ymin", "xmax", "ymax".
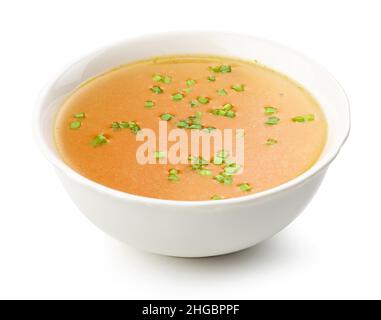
[{"xmin": 33, "ymin": 31, "xmax": 351, "ymax": 207}]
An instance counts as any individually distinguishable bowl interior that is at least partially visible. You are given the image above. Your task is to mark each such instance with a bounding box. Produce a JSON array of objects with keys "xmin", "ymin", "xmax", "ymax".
[{"xmin": 35, "ymin": 32, "xmax": 350, "ymax": 203}]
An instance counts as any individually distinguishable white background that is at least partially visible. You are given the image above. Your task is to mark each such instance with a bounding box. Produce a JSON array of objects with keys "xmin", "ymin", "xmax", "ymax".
[{"xmin": 0, "ymin": 0, "xmax": 380, "ymax": 300}]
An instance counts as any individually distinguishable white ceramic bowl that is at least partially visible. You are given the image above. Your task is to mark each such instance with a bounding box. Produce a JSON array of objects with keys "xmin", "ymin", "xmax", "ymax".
[{"xmin": 34, "ymin": 32, "xmax": 350, "ymax": 257}]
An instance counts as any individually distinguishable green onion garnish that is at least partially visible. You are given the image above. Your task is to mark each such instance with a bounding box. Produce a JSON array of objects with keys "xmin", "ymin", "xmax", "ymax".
[
  {"xmin": 188, "ymin": 156, "xmax": 212, "ymax": 177},
  {"xmin": 177, "ymin": 112, "xmax": 205, "ymax": 130},
  {"xmin": 70, "ymin": 121, "xmax": 81, "ymax": 130},
  {"xmin": 190, "ymin": 100, "xmax": 199, "ymax": 108},
  {"xmin": 171, "ymin": 93, "xmax": 184, "ymax": 101},
  {"xmin": 111, "ymin": 121, "xmax": 129, "ymax": 129},
  {"xmin": 153, "ymin": 74, "xmax": 163, "ymax": 82},
  {"xmin": 264, "ymin": 106, "xmax": 278, "ymax": 115},
  {"xmin": 217, "ymin": 89, "xmax": 227, "ymax": 96},
  {"xmin": 153, "ymin": 74, "xmax": 172, "ymax": 84},
  {"xmin": 265, "ymin": 116, "xmax": 280, "ymax": 125},
  {"xmin": 154, "ymin": 151, "xmax": 166, "ymax": 159},
  {"xmin": 111, "ymin": 121, "xmax": 141, "ymax": 134},
  {"xmin": 210, "ymin": 65, "xmax": 232, "ymax": 73},
  {"xmin": 211, "ymin": 195, "xmax": 223, "ymax": 200},
  {"xmin": 160, "ymin": 113, "xmax": 174, "ymax": 121},
  {"xmin": 223, "ymin": 163, "xmax": 241, "ymax": 176},
  {"xmin": 231, "ymin": 84, "xmax": 245, "ymax": 92},
  {"xmin": 151, "ymin": 86, "xmax": 163, "ymax": 94},
  {"xmin": 292, "ymin": 114, "xmax": 315, "ymax": 122},
  {"xmin": 197, "ymin": 96, "xmax": 210, "ymax": 104},
  {"xmin": 91, "ymin": 134, "xmax": 108, "ymax": 147},
  {"xmin": 211, "ymin": 103, "xmax": 236, "ymax": 118},
  {"xmin": 163, "ymin": 76, "xmax": 172, "ymax": 84},
  {"xmin": 213, "ymin": 150, "xmax": 242, "ymax": 185},
  {"xmin": 168, "ymin": 168, "xmax": 180, "ymax": 181},
  {"xmin": 203, "ymin": 127, "xmax": 216, "ymax": 133},
  {"xmin": 188, "ymin": 156, "xmax": 209, "ymax": 171},
  {"xmin": 239, "ymin": 183, "xmax": 252, "ymax": 192},
  {"xmin": 145, "ymin": 100, "xmax": 155, "ymax": 108},
  {"xmin": 74, "ymin": 112, "xmax": 86, "ymax": 119},
  {"xmin": 266, "ymin": 138, "xmax": 278, "ymax": 146},
  {"xmin": 186, "ymin": 79, "xmax": 196, "ymax": 87},
  {"xmin": 214, "ymin": 174, "xmax": 233, "ymax": 185},
  {"xmin": 207, "ymin": 75, "xmax": 216, "ymax": 82},
  {"xmin": 199, "ymin": 169, "xmax": 213, "ymax": 176}
]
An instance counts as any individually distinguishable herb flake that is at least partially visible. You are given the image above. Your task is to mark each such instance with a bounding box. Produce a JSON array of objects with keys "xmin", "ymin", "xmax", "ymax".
[
  {"xmin": 265, "ymin": 116, "xmax": 280, "ymax": 125},
  {"xmin": 231, "ymin": 84, "xmax": 245, "ymax": 92},
  {"xmin": 91, "ymin": 134, "xmax": 108, "ymax": 147},
  {"xmin": 292, "ymin": 114, "xmax": 315, "ymax": 123}
]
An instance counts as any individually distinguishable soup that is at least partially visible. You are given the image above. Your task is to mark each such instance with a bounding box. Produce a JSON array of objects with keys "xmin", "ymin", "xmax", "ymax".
[{"xmin": 55, "ymin": 55, "xmax": 327, "ymax": 201}]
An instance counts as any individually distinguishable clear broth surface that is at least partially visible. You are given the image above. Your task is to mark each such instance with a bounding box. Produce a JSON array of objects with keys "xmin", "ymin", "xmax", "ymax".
[{"xmin": 55, "ymin": 55, "xmax": 327, "ymax": 201}]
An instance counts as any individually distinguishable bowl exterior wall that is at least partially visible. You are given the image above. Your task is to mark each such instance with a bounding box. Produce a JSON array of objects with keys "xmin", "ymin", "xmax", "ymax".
[{"xmin": 57, "ymin": 168, "xmax": 327, "ymax": 257}]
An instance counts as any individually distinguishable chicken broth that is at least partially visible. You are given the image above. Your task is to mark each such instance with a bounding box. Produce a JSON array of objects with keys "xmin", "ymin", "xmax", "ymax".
[{"xmin": 55, "ymin": 55, "xmax": 327, "ymax": 201}]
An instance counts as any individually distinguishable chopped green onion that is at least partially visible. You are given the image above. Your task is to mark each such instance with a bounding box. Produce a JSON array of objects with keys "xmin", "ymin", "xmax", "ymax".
[
  {"xmin": 219, "ymin": 65, "xmax": 232, "ymax": 73},
  {"xmin": 239, "ymin": 183, "xmax": 252, "ymax": 192},
  {"xmin": 186, "ymin": 79, "xmax": 196, "ymax": 87},
  {"xmin": 152, "ymin": 74, "xmax": 163, "ymax": 82},
  {"xmin": 223, "ymin": 163, "xmax": 241, "ymax": 175},
  {"xmin": 217, "ymin": 89, "xmax": 227, "ymax": 96},
  {"xmin": 171, "ymin": 92, "xmax": 184, "ymax": 101},
  {"xmin": 168, "ymin": 168, "xmax": 180, "ymax": 181},
  {"xmin": 160, "ymin": 113, "xmax": 174, "ymax": 121},
  {"xmin": 292, "ymin": 114, "xmax": 315, "ymax": 122},
  {"xmin": 214, "ymin": 174, "xmax": 233, "ymax": 185},
  {"xmin": 197, "ymin": 96, "xmax": 210, "ymax": 104},
  {"xmin": 213, "ymin": 151, "xmax": 241, "ymax": 185},
  {"xmin": 169, "ymin": 168, "xmax": 178, "ymax": 175},
  {"xmin": 182, "ymin": 87, "xmax": 192, "ymax": 93},
  {"xmin": 70, "ymin": 121, "xmax": 81, "ymax": 130},
  {"xmin": 127, "ymin": 122, "xmax": 141, "ymax": 134},
  {"xmin": 91, "ymin": 134, "xmax": 108, "ymax": 147},
  {"xmin": 217, "ymin": 150, "xmax": 229, "ymax": 159},
  {"xmin": 231, "ymin": 84, "xmax": 245, "ymax": 92},
  {"xmin": 210, "ymin": 65, "xmax": 232, "ymax": 73},
  {"xmin": 265, "ymin": 116, "xmax": 280, "ymax": 125},
  {"xmin": 195, "ymin": 111, "xmax": 203, "ymax": 118},
  {"xmin": 154, "ymin": 151, "xmax": 166, "ymax": 159},
  {"xmin": 213, "ymin": 150, "xmax": 228, "ymax": 165},
  {"xmin": 199, "ymin": 169, "xmax": 213, "ymax": 176},
  {"xmin": 177, "ymin": 120, "xmax": 189, "ymax": 128},
  {"xmin": 74, "ymin": 112, "xmax": 86, "ymax": 119},
  {"xmin": 211, "ymin": 103, "xmax": 236, "ymax": 118},
  {"xmin": 213, "ymin": 157, "xmax": 223, "ymax": 165},
  {"xmin": 128, "ymin": 121, "xmax": 140, "ymax": 134},
  {"xmin": 190, "ymin": 100, "xmax": 199, "ymax": 108},
  {"xmin": 163, "ymin": 76, "xmax": 172, "ymax": 84},
  {"xmin": 188, "ymin": 156, "xmax": 208, "ymax": 171},
  {"xmin": 177, "ymin": 112, "xmax": 205, "ymax": 130},
  {"xmin": 151, "ymin": 86, "xmax": 163, "ymax": 94},
  {"xmin": 211, "ymin": 195, "xmax": 223, "ymax": 200},
  {"xmin": 203, "ymin": 126, "xmax": 216, "ymax": 133},
  {"xmin": 207, "ymin": 75, "xmax": 216, "ymax": 82},
  {"xmin": 168, "ymin": 175, "xmax": 179, "ymax": 182},
  {"xmin": 189, "ymin": 124, "xmax": 202, "ymax": 129},
  {"xmin": 145, "ymin": 100, "xmax": 155, "ymax": 108},
  {"xmin": 111, "ymin": 121, "xmax": 141, "ymax": 134},
  {"xmin": 266, "ymin": 138, "xmax": 278, "ymax": 146},
  {"xmin": 264, "ymin": 106, "xmax": 278, "ymax": 115},
  {"xmin": 153, "ymin": 74, "xmax": 172, "ymax": 84},
  {"xmin": 111, "ymin": 122, "xmax": 128, "ymax": 129}
]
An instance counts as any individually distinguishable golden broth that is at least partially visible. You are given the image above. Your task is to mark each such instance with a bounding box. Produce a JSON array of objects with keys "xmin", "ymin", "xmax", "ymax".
[{"xmin": 55, "ymin": 55, "xmax": 327, "ymax": 201}]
